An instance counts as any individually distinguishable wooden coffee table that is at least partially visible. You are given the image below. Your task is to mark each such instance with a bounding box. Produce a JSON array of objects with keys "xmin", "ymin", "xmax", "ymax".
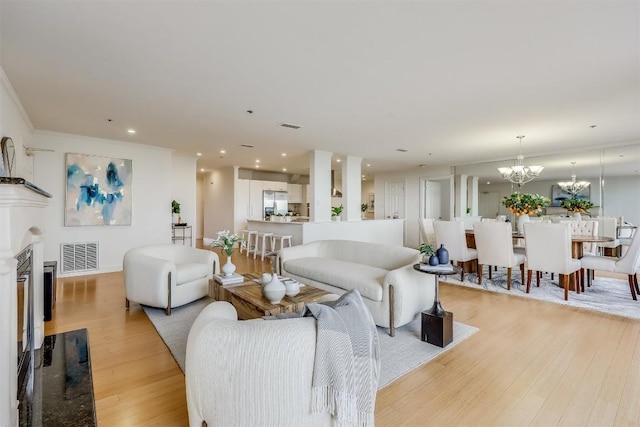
[{"xmin": 210, "ymin": 273, "xmax": 330, "ymax": 319}]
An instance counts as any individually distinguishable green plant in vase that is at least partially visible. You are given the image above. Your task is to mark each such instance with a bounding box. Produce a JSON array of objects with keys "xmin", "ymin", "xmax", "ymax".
[
  {"xmin": 331, "ymin": 205, "xmax": 343, "ymax": 221},
  {"xmin": 171, "ymin": 200, "xmax": 181, "ymax": 224}
]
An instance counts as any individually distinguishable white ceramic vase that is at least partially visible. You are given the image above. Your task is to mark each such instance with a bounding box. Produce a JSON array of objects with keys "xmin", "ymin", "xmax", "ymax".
[
  {"xmin": 222, "ymin": 254, "xmax": 236, "ymax": 277},
  {"xmin": 517, "ymin": 214, "xmax": 530, "ymax": 234},
  {"xmin": 263, "ymin": 275, "xmax": 286, "ymax": 304},
  {"xmin": 284, "ymin": 279, "xmax": 300, "ymax": 297},
  {"xmin": 573, "ymin": 212, "xmax": 582, "ymax": 221}
]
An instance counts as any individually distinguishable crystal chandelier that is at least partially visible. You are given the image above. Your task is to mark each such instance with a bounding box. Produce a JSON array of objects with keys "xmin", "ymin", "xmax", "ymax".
[
  {"xmin": 558, "ymin": 161, "xmax": 590, "ymax": 195},
  {"xmin": 497, "ymin": 135, "xmax": 544, "ymax": 187}
]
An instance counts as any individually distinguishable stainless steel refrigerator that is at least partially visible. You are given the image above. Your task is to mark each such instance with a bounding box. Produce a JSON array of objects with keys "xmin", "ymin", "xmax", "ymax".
[{"xmin": 263, "ymin": 190, "xmax": 288, "ymax": 219}]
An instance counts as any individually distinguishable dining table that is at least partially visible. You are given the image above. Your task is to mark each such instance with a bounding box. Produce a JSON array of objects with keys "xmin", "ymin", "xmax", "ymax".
[{"xmin": 465, "ymin": 231, "xmax": 615, "ymax": 291}]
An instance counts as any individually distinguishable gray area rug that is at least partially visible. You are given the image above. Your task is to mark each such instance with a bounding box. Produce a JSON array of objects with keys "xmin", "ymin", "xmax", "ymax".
[
  {"xmin": 447, "ymin": 271, "xmax": 640, "ymax": 320},
  {"xmin": 142, "ymin": 299, "xmax": 478, "ymax": 389}
]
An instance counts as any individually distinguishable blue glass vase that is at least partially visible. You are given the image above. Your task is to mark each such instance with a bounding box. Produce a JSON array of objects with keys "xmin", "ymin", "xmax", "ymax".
[{"xmin": 436, "ymin": 244, "xmax": 449, "ymax": 264}]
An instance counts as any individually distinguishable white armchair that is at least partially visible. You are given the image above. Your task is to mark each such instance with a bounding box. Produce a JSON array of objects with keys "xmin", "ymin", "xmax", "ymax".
[
  {"xmin": 186, "ymin": 301, "xmax": 332, "ymax": 427},
  {"xmin": 123, "ymin": 245, "xmax": 219, "ymax": 315}
]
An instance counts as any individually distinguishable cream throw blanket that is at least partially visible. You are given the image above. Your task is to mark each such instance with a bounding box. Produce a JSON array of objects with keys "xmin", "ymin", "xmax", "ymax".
[{"xmin": 303, "ymin": 289, "xmax": 381, "ymax": 426}]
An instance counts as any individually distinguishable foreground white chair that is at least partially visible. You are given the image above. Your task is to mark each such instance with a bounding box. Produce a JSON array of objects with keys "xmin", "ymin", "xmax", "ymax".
[
  {"xmin": 473, "ymin": 222, "xmax": 525, "ymax": 290},
  {"xmin": 186, "ymin": 301, "xmax": 333, "ymax": 426},
  {"xmin": 524, "ymin": 223, "xmax": 581, "ymax": 300},
  {"xmin": 434, "ymin": 220, "xmax": 478, "ymax": 281},
  {"xmin": 581, "ymin": 230, "xmax": 640, "ymax": 301},
  {"xmin": 123, "ymin": 245, "xmax": 219, "ymax": 315}
]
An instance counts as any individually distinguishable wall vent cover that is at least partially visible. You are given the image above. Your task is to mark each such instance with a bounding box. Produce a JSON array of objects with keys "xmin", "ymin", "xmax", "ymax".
[
  {"xmin": 279, "ymin": 122, "xmax": 302, "ymax": 130},
  {"xmin": 61, "ymin": 242, "xmax": 98, "ymax": 273}
]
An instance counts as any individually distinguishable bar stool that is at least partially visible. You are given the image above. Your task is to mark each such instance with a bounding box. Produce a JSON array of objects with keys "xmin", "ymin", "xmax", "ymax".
[
  {"xmin": 244, "ymin": 230, "xmax": 258, "ymax": 257},
  {"xmin": 254, "ymin": 232, "xmax": 274, "ymax": 261},
  {"xmin": 271, "ymin": 234, "xmax": 292, "ymax": 252},
  {"xmin": 239, "ymin": 229, "xmax": 250, "ymax": 255}
]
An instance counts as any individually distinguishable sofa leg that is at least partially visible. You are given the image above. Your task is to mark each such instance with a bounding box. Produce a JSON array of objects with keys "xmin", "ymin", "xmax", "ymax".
[
  {"xmin": 389, "ymin": 284, "xmax": 395, "ymax": 337},
  {"xmin": 125, "ymin": 298, "xmax": 130, "ymax": 309},
  {"xmin": 166, "ymin": 272, "xmax": 172, "ymax": 316}
]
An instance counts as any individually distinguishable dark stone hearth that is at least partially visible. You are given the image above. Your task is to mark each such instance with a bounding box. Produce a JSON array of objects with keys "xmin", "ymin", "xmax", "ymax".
[{"xmin": 19, "ymin": 329, "xmax": 96, "ymax": 426}]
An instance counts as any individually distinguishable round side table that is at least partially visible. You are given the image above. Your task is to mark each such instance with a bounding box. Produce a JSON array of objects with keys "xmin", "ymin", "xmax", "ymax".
[{"xmin": 413, "ymin": 263, "xmax": 462, "ymax": 347}]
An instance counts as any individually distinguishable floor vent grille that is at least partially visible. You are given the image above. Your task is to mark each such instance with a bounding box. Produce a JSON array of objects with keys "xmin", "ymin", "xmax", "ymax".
[{"xmin": 61, "ymin": 242, "xmax": 98, "ymax": 273}]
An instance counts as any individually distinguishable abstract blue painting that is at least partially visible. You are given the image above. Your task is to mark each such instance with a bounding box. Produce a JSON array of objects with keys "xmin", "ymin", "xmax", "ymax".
[{"xmin": 65, "ymin": 153, "xmax": 132, "ymax": 226}]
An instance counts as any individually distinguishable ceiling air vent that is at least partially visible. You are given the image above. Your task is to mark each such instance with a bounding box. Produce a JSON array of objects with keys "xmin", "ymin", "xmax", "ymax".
[
  {"xmin": 240, "ymin": 144, "xmax": 254, "ymax": 148},
  {"xmin": 279, "ymin": 123, "xmax": 302, "ymax": 130}
]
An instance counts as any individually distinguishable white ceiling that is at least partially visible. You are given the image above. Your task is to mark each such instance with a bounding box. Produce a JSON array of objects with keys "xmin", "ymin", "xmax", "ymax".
[{"xmin": 1, "ymin": 1, "xmax": 639, "ymax": 179}]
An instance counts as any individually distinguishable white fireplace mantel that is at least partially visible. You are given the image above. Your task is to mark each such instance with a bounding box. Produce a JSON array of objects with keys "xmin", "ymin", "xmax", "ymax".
[{"xmin": 0, "ymin": 180, "xmax": 51, "ymax": 427}]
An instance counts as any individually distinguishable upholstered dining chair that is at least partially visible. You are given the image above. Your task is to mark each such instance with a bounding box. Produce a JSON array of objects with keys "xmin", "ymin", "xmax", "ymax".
[
  {"xmin": 523, "ymin": 222, "xmax": 581, "ymax": 300},
  {"xmin": 418, "ymin": 218, "xmax": 437, "ymax": 247},
  {"xmin": 580, "ymin": 230, "xmax": 640, "ymax": 301},
  {"xmin": 593, "ymin": 217, "xmax": 621, "ymax": 256},
  {"xmin": 558, "ymin": 219, "xmax": 599, "ymax": 289},
  {"xmin": 433, "ymin": 220, "xmax": 478, "ymax": 281},
  {"xmin": 473, "ymin": 222, "xmax": 526, "ymax": 290}
]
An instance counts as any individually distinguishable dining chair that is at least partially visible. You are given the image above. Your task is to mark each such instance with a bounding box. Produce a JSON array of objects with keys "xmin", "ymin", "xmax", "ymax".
[
  {"xmin": 594, "ymin": 217, "xmax": 621, "ymax": 256},
  {"xmin": 473, "ymin": 222, "xmax": 525, "ymax": 290},
  {"xmin": 581, "ymin": 230, "xmax": 640, "ymax": 301},
  {"xmin": 523, "ymin": 222, "xmax": 582, "ymax": 300},
  {"xmin": 433, "ymin": 220, "xmax": 478, "ymax": 281},
  {"xmin": 559, "ymin": 219, "xmax": 599, "ymax": 289},
  {"xmin": 418, "ymin": 218, "xmax": 437, "ymax": 247}
]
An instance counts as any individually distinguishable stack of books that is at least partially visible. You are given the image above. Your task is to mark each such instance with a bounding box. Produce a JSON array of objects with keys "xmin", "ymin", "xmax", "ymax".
[{"xmin": 212, "ymin": 273, "xmax": 245, "ymax": 285}]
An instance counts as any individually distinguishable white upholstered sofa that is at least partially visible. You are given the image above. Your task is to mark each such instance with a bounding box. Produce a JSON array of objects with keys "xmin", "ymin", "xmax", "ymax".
[
  {"xmin": 186, "ymin": 301, "xmax": 332, "ymax": 426},
  {"xmin": 123, "ymin": 245, "xmax": 219, "ymax": 315},
  {"xmin": 278, "ymin": 240, "xmax": 435, "ymax": 336}
]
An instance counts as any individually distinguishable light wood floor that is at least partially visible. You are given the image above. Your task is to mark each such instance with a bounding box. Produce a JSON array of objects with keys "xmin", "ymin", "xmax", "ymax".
[{"xmin": 45, "ymin": 246, "xmax": 640, "ymax": 426}]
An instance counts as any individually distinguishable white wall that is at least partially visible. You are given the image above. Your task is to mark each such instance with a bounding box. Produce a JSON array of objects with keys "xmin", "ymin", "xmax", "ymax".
[
  {"xmin": 203, "ymin": 166, "xmax": 235, "ymax": 238},
  {"xmin": 601, "ymin": 175, "xmax": 640, "ymax": 225},
  {"xmin": 171, "ymin": 156, "xmax": 197, "ymax": 245},
  {"xmin": 0, "ymin": 68, "xmax": 33, "ymax": 180},
  {"xmin": 32, "ymin": 131, "xmax": 174, "ymax": 275},
  {"xmin": 375, "ymin": 165, "xmax": 453, "ymax": 248}
]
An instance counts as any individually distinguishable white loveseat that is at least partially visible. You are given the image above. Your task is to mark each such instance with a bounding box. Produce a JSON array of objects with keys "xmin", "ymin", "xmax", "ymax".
[
  {"xmin": 123, "ymin": 245, "xmax": 219, "ymax": 315},
  {"xmin": 278, "ymin": 240, "xmax": 435, "ymax": 336},
  {"xmin": 186, "ymin": 301, "xmax": 332, "ymax": 426}
]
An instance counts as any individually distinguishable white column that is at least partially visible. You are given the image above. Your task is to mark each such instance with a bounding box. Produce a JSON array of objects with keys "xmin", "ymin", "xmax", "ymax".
[
  {"xmin": 309, "ymin": 150, "xmax": 332, "ymax": 222},
  {"xmin": 469, "ymin": 176, "xmax": 479, "ymax": 216},
  {"xmin": 342, "ymin": 156, "xmax": 362, "ymax": 221},
  {"xmin": 455, "ymin": 174, "xmax": 468, "ymax": 217}
]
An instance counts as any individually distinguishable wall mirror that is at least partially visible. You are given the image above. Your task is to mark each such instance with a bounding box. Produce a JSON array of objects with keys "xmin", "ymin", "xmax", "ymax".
[{"xmin": 453, "ymin": 143, "xmax": 640, "ymax": 226}]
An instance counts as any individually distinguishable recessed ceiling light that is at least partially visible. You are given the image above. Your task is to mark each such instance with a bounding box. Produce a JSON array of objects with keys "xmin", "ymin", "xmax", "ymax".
[
  {"xmin": 282, "ymin": 153, "xmax": 287, "ymax": 157},
  {"xmin": 362, "ymin": 174, "xmax": 365, "ymax": 177},
  {"xmin": 283, "ymin": 168, "xmax": 287, "ymax": 172},
  {"xmin": 366, "ymin": 164, "xmax": 371, "ymax": 167},
  {"xmin": 127, "ymin": 129, "xmax": 136, "ymax": 134},
  {"xmin": 336, "ymin": 159, "xmax": 341, "ymax": 162},
  {"xmin": 220, "ymin": 150, "xmax": 226, "ymax": 154},
  {"xmin": 200, "ymin": 168, "xmax": 204, "ymax": 172},
  {"xmin": 256, "ymin": 159, "xmax": 260, "ymax": 163},
  {"xmin": 486, "ymin": 181, "xmax": 491, "ymax": 185},
  {"xmin": 255, "ymin": 165, "xmax": 260, "ymax": 168},
  {"xmin": 196, "ymin": 152, "xmax": 202, "ymax": 156}
]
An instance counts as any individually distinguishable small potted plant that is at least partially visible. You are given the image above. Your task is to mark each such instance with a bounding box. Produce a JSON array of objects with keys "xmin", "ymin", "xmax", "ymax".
[
  {"xmin": 171, "ymin": 200, "xmax": 181, "ymax": 224},
  {"xmin": 361, "ymin": 203, "xmax": 368, "ymax": 219},
  {"xmin": 419, "ymin": 243, "xmax": 436, "ymax": 264},
  {"xmin": 331, "ymin": 205, "xmax": 343, "ymax": 221},
  {"xmin": 284, "ymin": 212, "xmax": 292, "ymax": 222}
]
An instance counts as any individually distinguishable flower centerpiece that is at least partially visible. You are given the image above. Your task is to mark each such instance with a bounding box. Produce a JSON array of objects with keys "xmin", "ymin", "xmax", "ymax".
[
  {"xmin": 210, "ymin": 230, "xmax": 242, "ymax": 276},
  {"xmin": 561, "ymin": 197, "xmax": 594, "ymax": 213},
  {"xmin": 502, "ymin": 192, "xmax": 550, "ymax": 216}
]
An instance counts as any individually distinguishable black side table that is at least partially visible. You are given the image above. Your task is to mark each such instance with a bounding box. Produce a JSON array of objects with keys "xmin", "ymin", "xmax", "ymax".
[{"xmin": 413, "ymin": 263, "xmax": 461, "ymax": 348}]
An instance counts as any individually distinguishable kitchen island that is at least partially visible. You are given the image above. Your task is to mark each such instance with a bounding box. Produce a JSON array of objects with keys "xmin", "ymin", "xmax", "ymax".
[{"xmin": 246, "ymin": 218, "xmax": 404, "ymax": 247}]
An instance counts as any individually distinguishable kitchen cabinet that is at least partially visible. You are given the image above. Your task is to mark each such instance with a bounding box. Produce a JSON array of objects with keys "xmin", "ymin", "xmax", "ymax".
[
  {"xmin": 262, "ymin": 181, "xmax": 287, "ymax": 191},
  {"xmin": 249, "ymin": 180, "xmax": 264, "ymax": 220},
  {"xmin": 287, "ymin": 183, "xmax": 303, "ymax": 203}
]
